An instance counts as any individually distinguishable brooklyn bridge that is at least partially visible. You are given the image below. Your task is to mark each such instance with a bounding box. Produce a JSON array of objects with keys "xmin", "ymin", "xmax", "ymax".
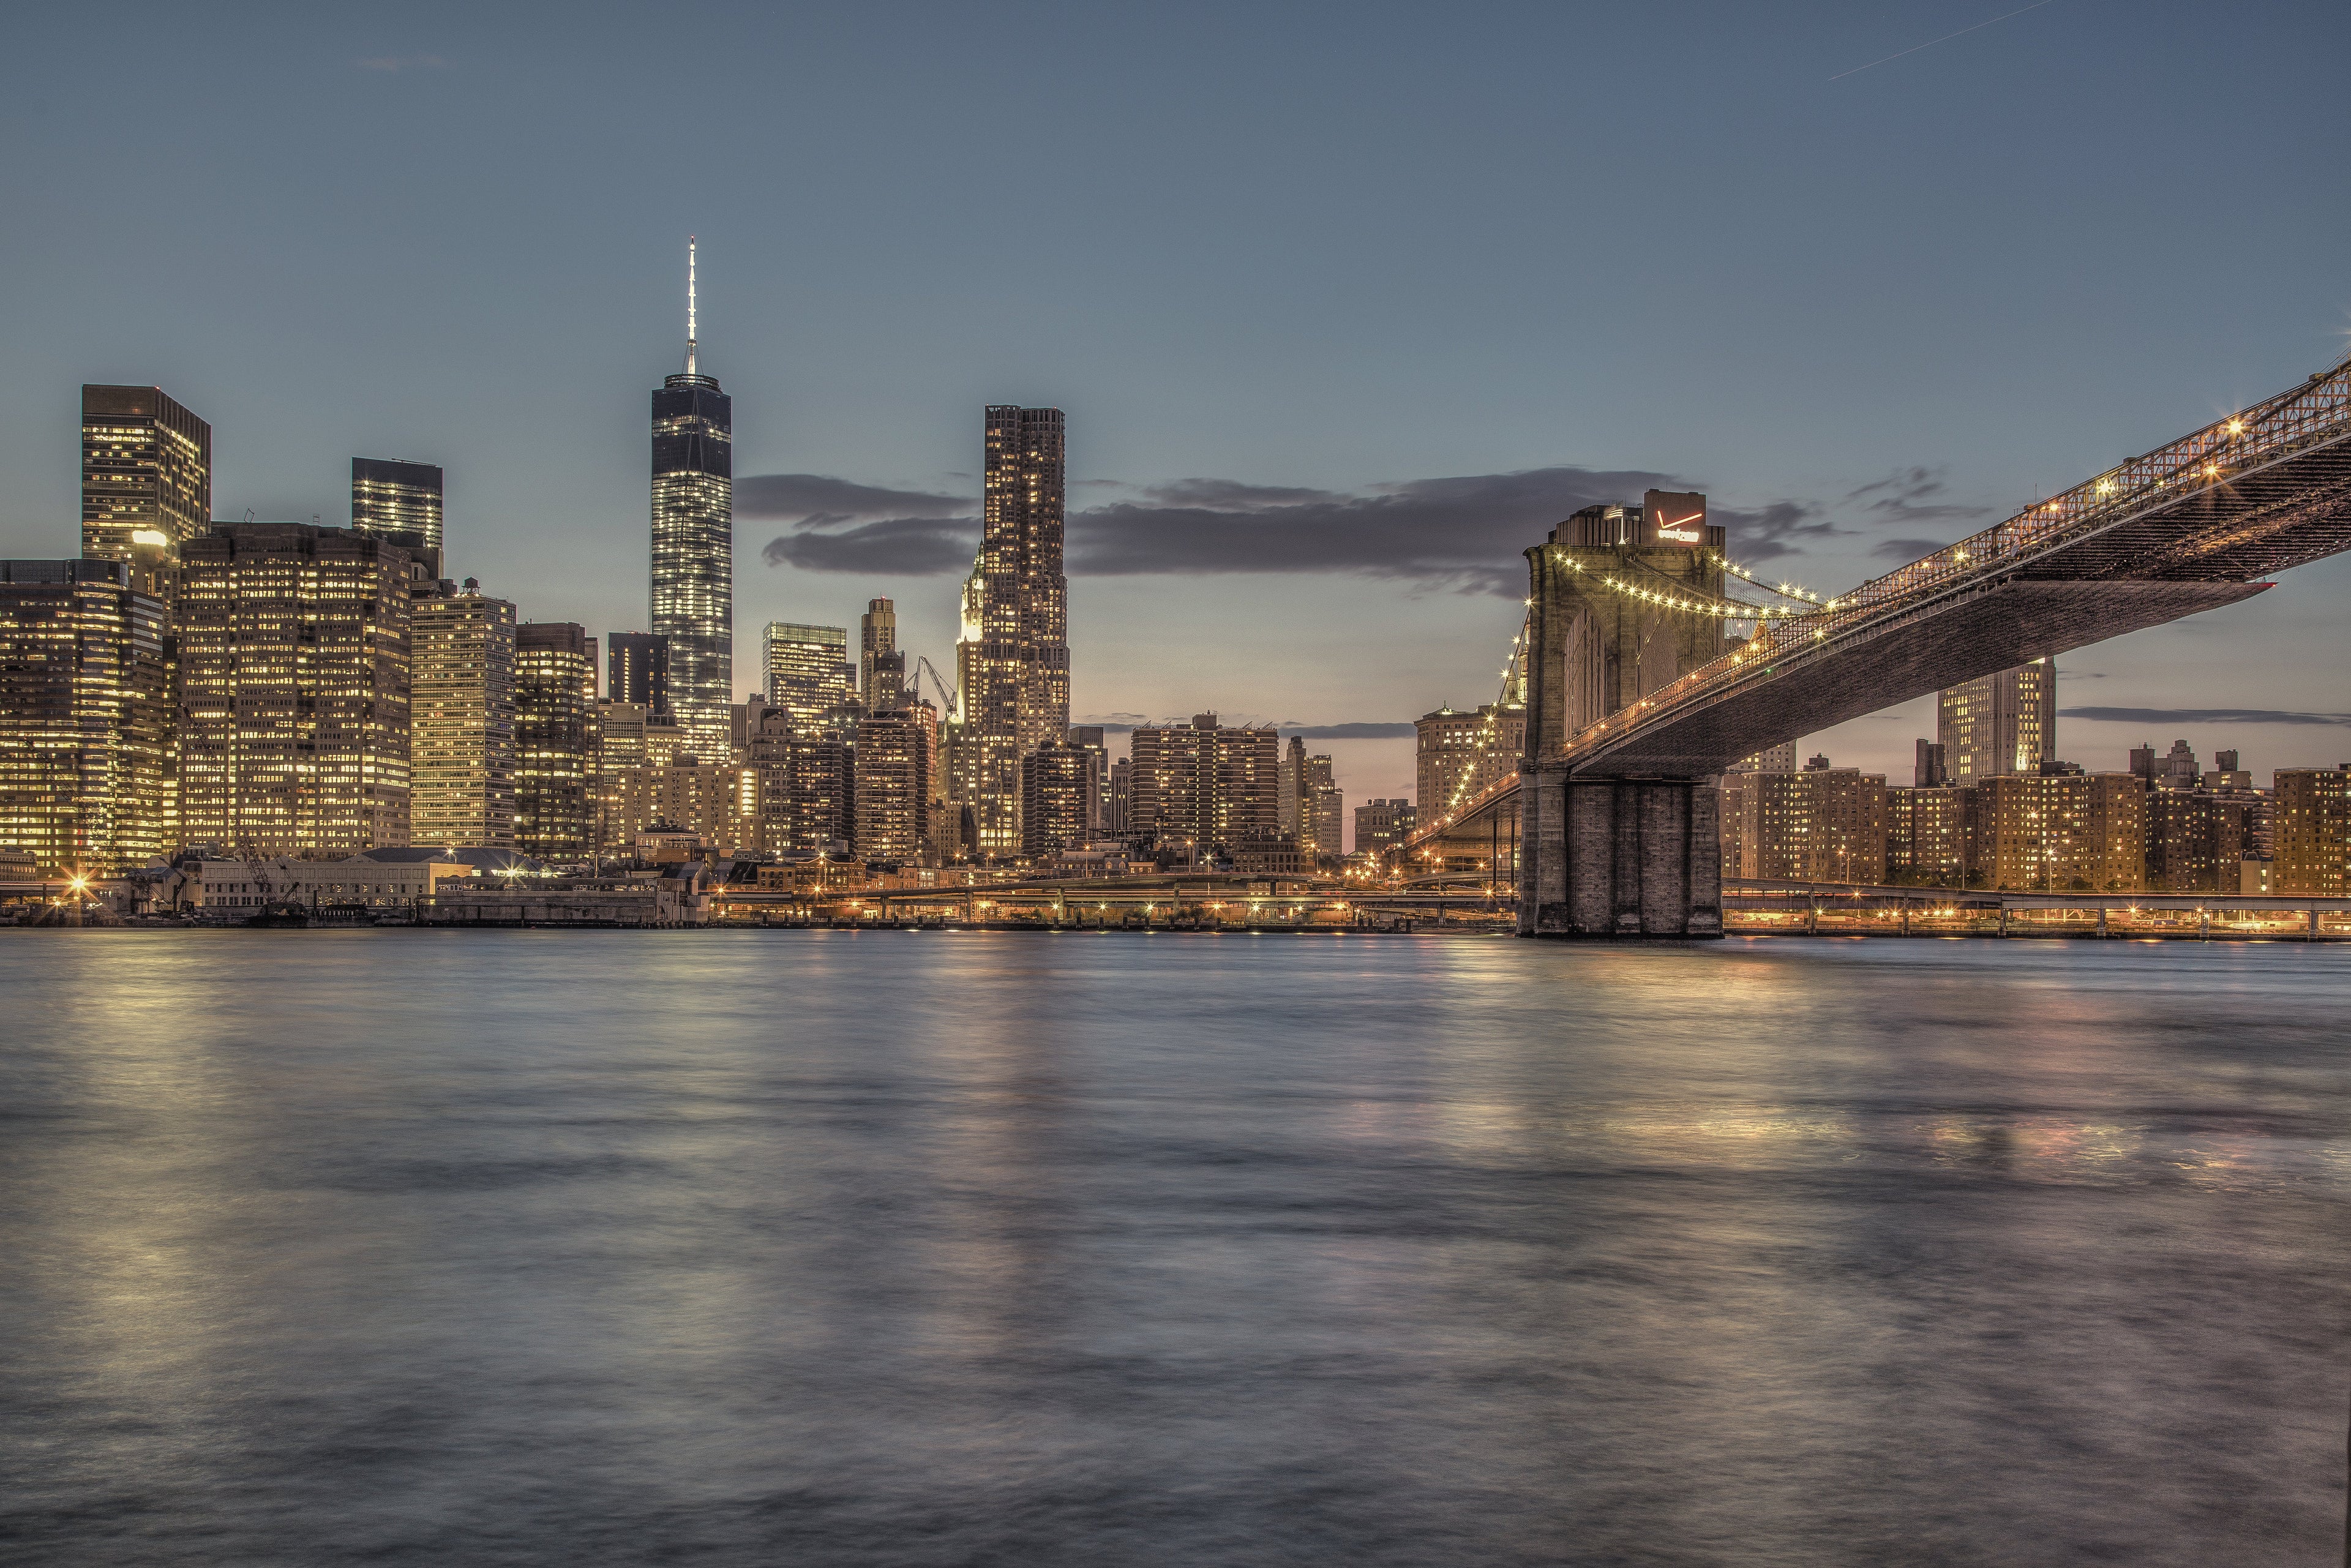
[{"xmin": 1403, "ymin": 350, "xmax": 2351, "ymax": 937}]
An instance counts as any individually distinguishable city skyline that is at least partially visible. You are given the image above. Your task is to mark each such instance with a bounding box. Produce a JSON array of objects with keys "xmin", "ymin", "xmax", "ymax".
[{"xmin": 4, "ymin": 6, "xmax": 2350, "ymax": 814}]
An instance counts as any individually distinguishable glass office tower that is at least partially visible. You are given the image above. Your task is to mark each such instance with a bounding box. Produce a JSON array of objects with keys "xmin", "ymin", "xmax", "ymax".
[
  {"xmin": 352, "ymin": 458, "xmax": 446, "ymax": 578},
  {"xmin": 650, "ymin": 238, "xmax": 733, "ymax": 764}
]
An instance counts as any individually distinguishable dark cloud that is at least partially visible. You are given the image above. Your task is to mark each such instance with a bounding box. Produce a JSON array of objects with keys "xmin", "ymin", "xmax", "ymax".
[
  {"xmin": 1070, "ymin": 465, "xmax": 1689, "ymax": 596},
  {"xmin": 1871, "ymin": 535, "xmax": 1955, "ymax": 560},
  {"xmin": 2060, "ymin": 707, "xmax": 2351, "ymax": 727},
  {"xmin": 1715, "ymin": 500, "xmax": 1842, "ymax": 563},
  {"xmin": 1138, "ymin": 478, "xmax": 1343, "ymax": 509},
  {"xmin": 1843, "ymin": 467, "xmax": 1990, "ymax": 527},
  {"xmin": 751, "ymin": 465, "xmax": 1835, "ymax": 592},
  {"xmin": 762, "ymin": 517, "xmax": 978, "ymax": 576},
  {"xmin": 1279, "ymin": 722, "xmax": 1418, "ymax": 739},
  {"xmin": 744, "ymin": 473, "xmax": 980, "ymax": 577},
  {"xmin": 737, "ymin": 473, "xmax": 970, "ymax": 520}
]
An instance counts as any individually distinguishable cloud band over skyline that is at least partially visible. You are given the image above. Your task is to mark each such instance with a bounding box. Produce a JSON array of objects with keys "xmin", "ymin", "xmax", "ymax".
[{"xmin": 748, "ymin": 465, "xmax": 1916, "ymax": 594}]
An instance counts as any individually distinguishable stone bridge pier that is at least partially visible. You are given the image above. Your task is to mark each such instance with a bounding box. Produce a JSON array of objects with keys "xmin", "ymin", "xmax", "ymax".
[
  {"xmin": 1514, "ymin": 495, "xmax": 1730, "ymax": 940},
  {"xmin": 1518, "ymin": 765, "xmax": 1721, "ymax": 937}
]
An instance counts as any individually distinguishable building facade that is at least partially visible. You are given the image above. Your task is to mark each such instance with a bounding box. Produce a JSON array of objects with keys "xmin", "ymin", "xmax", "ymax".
[
  {"xmin": 1970, "ymin": 771, "xmax": 2143, "ymax": 891},
  {"xmin": 765, "ymin": 622, "xmax": 852, "ymax": 730},
  {"xmin": 745, "ymin": 708, "xmax": 852, "ymax": 855},
  {"xmin": 1938, "ymin": 661, "xmax": 2056, "ymax": 786},
  {"xmin": 854, "ymin": 709, "xmax": 929, "ymax": 862},
  {"xmin": 178, "ymin": 525, "xmax": 414, "ymax": 855},
  {"xmin": 1415, "ymin": 702, "xmax": 1527, "ymax": 824},
  {"xmin": 515, "ymin": 622, "xmax": 599, "ymax": 861},
  {"xmin": 1886, "ymin": 786, "xmax": 1972, "ymax": 885},
  {"xmin": 650, "ymin": 242, "xmax": 734, "ymax": 762},
  {"xmin": 351, "ymin": 458, "xmax": 446, "ymax": 578},
  {"xmin": 860, "ymin": 598, "xmax": 896, "ymax": 707},
  {"xmin": 1720, "ymin": 759, "xmax": 1888, "ymax": 883},
  {"xmin": 410, "ymin": 580, "xmax": 517, "ymax": 849},
  {"xmin": 952, "ymin": 405, "xmax": 1071, "ymax": 857},
  {"xmin": 80, "ymin": 385, "xmax": 211, "ymax": 590},
  {"xmin": 1353, "ymin": 799, "xmax": 1417, "ymax": 867},
  {"xmin": 1127, "ymin": 715, "xmax": 1279, "ymax": 854},
  {"xmin": 607, "ymin": 631, "xmax": 669, "ymax": 715},
  {"xmin": 1019, "ymin": 740, "xmax": 1095, "ymax": 860},
  {"xmin": 0, "ymin": 560, "xmax": 174, "ymax": 872},
  {"xmin": 2274, "ymin": 766, "xmax": 2351, "ymax": 895}
]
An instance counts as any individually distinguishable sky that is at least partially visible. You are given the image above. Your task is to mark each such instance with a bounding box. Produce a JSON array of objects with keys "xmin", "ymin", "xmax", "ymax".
[{"xmin": 4, "ymin": 1, "xmax": 2349, "ymax": 832}]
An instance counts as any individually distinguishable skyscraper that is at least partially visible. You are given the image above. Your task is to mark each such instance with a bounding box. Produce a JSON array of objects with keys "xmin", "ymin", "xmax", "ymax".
[
  {"xmin": 178, "ymin": 525, "xmax": 413, "ymax": 854},
  {"xmin": 409, "ymin": 580, "xmax": 517, "ymax": 849},
  {"xmin": 1938, "ymin": 661, "xmax": 2055, "ymax": 786},
  {"xmin": 1068, "ymin": 725, "xmax": 1109, "ymax": 833},
  {"xmin": 81, "ymin": 385, "xmax": 211, "ymax": 591},
  {"xmin": 607, "ymin": 632, "xmax": 669, "ymax": 715},
  {"xmin": 860, "ymin": 598, "xmax": 897, "ymax": 706},
  {"xmin": 0, "ymin": 559, "xmax": 174, "ymax": 872},
  {"xmin": 651, "ymin": 237, "xmax": 733, "ymax": 762},
  {"xmin": 746, "ymin": 708, "xmax": 852, "ymax": 855},
  {"xmin": 953, "ymin": 405, "xmax": 1070, "ymax": 857},
  {"xmin": 1019, "ymin": 741, "xmax": 1095, "ymax": 860},
  {"xmin": 867, "ymin": 650, "xmax": 909, "ymax": 711},
  {"xmin": 516, "ymin": 623, "xmax": 599, "ymax": 861},
  {"xmin": 351, "ymin": 458, "xmax": 446, "ymax": 578},
  {"xmin": 853, "ymin": 708, "xmax": 928, "ymax": 862},
  {"xmin": 765, "ymin": 622, "xmax": 852, "ymax": 729}
]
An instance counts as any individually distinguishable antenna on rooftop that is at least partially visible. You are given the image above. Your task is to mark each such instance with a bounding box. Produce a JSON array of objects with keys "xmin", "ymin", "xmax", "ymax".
[{"xmin": 685, "ymin": 235, "xmax": 698, "ymax": 377}]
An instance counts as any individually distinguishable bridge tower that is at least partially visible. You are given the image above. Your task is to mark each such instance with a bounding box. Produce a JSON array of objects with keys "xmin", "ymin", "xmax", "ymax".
[{"xmin": 1519, "ymin": 493, "xmax": 1730, "ymax": 937}]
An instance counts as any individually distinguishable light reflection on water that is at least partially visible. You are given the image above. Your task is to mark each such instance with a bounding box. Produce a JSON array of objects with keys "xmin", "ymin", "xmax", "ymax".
[{"xmin": 2, "ymin": 930, "xmax": 2348, "ymax": 1566}]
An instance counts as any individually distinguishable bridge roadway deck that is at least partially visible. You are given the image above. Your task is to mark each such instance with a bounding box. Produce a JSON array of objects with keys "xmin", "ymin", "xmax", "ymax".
[
  {"xmin": 1401, "ymin": 353, "xmax": 2351, "ymax": 870},
  {"xmin": 1563, "ymin": 354, "xmax": 2351, "ymax": 778}
]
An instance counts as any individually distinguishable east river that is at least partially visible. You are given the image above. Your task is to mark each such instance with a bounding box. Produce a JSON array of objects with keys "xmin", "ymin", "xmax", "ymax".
[{"xmin": 4, "ymin": 930, "xmax": 2347, "ymax": 1565}]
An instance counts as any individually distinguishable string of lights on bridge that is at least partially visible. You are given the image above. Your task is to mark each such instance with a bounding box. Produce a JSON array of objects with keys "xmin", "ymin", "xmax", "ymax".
[{"xmin": 1432, "ymin": 551, "xmax": 1836, "ymax": 831}]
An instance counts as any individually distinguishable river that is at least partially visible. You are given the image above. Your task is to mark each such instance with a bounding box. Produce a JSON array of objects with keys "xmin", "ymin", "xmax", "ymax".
[{"xmin": 4, "ymin": 930, "xmax": 2346, "ymax": 1564}]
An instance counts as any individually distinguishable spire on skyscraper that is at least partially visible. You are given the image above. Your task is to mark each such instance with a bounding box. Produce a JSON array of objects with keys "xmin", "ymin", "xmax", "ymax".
[{"xmin": 685, "ymin": 235, "xmax": 699, "ymax": 378}]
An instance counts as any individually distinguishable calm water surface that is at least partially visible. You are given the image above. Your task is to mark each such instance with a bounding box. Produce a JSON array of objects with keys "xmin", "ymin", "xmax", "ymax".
[{"xmin": 4, "ymin": 931, "xmax": 2349, "ymax": 1566}]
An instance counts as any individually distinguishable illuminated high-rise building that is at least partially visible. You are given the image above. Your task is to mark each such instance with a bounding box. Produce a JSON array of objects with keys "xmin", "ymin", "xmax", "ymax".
[
  {"xmin": 408, "ymin": 580, "xmax": 516, "ymax": 849},
  {"xmin": 1019, "ymin": 740, "xmax": 1095, "ymax": 860},
  {"xmin": 1127, "ymin": 715, "xmax": 1278, "ymax": 853},
  {"xmin": 746, "ymin": 707, "xmax": 852, "ymax": 855},
  {"xmin": 1415, "ymin": 702, "xmax": 1528, "ymax": 823},
  {"xmin": 860, "ymin": 598, "xmax": 897, "ymax": 705},
  {"xmin": 351, "ymin": 459, "xmax": 445, "ymax": 578},
  {"xmin": 178, "ymin": 525, "xmax": 413, "ymax": 855},
  {"xmin": 1068, "ymin": 725, "xmax": 1109, "ymax": 833},
  {"xmin": 765, "ymin": 622, "xmax": 851, "ymax": 729},
  {"xmin": 1938, "ymin": 661, "xmax": 2055, "ymax": 786},
  {"xmin": 0, "ymin": 560, "xmax": 175, "ymax": 873},
  {"xmin": 607, "ymin": 631, "xmax": 670, "ymax": 716},
  {"xmin": 80, "ymin": 385, "xmax": 211, "ymax": 594},
  {"xmin": 2275, "ymin": 767, "xmax": 2351, "ymax": 896},
  {"xmin": 951, "ymin": 405, "xmax": 1070, "ymax": 857},
  {"xmin": 867, "ymin": 650, "xmax": 909, "ymax": 711},
  {"xmin": 854, "ymin": 708, "xmax": 929, "ymax": 862},
  {"xmin": 516, "ymin": 623, "xmax": 599, "ymax": 861},
  {"xmin": 651, "ymin": 237, "xmax": 733, "ymax": 762}
]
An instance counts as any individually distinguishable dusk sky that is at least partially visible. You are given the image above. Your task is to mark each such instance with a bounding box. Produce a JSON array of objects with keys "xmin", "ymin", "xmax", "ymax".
[{"xmin": 5, "ymin": 1, "xmax": 2348, "ymax": 814}]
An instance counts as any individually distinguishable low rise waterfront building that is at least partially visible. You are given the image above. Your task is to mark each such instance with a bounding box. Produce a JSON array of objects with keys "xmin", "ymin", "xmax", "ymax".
[{"xmin": 168, "ymin": 850, "xmax": 470, "ymax": 915}]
